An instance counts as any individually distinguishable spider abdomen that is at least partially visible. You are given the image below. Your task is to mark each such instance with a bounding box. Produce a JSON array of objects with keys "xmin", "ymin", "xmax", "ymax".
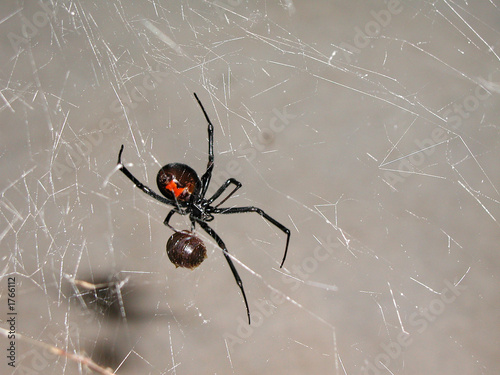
[
  {"xmin": 157, "ymin": 163, "xmax": 201, "ymax": 204},
  {"xmin": 167, "ymin": 230, "xmax": 207, "ymax": 269}
]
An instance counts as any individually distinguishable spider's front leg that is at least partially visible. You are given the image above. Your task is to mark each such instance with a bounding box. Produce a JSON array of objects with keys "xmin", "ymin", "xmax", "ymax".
[
  {"xmin": 194, "ymin": 93, "xmax": 215, "ymax": 197},
  {"xmin": 207, "ymin": 178, "xmax": 242, "ymax": 206},
  {"xmin": 117, "ymin": 145, "xmax": 172, "ymax": 205}
]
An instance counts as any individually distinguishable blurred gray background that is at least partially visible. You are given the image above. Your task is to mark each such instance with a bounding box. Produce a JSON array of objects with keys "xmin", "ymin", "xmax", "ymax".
[{"xmin": 1, "ymin": 1, "xmax": 499, "ymax": 374}]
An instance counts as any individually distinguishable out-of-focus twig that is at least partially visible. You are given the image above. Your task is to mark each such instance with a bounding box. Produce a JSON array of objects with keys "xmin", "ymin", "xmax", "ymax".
[{"xmin": 0, "ymin": 326, "xmax": 115, "ymax": 375}]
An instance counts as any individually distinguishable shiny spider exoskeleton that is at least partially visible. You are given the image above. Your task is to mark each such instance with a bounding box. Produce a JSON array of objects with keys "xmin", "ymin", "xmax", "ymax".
[{"xmin": 117, "ymin": 93, "xmax": 290, "ymax": 323}]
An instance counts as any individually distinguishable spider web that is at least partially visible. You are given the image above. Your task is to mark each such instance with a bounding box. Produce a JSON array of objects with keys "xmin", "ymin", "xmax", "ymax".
[{"xmin": 1, "ymin": 1, "xmax": 499, "ymax": 374}]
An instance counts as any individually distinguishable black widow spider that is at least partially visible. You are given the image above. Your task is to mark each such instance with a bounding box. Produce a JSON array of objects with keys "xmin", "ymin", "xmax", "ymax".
[{"xmin": 117, "ymin": 93, "xmax": 290, "ymax": 323}]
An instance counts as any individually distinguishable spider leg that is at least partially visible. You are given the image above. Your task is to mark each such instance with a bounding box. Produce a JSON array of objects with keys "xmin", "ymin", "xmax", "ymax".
[
  {"xmin": 117, "ymin": 145, "xmax": 173, "ymax": 205},
  {"xmin": 207, "ymin": 178, "xmax": 242, "ymax": 207},
  {"xmin": 194, "ymin": 93, "xmax": 215, "ymax": 198},
  {"xmin": 170, "ymin": 188, "xmax": 186, "ymax": 213},
  {"xmin": 197, "ymin": 220, "xmax": 251, "ymax": 324},
  {"xmin": 213, "ymin": 206, "xmax": 291, "ymax": 268},
  {"xmin": 163, "ymin": 209, "xmax": 185, "ymax": 232}
]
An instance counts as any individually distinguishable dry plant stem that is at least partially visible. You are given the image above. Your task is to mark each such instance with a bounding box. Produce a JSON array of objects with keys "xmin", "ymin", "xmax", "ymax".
[{"xmin": 0, "ymin": 326, "xmax": 116, "ymax": 375}]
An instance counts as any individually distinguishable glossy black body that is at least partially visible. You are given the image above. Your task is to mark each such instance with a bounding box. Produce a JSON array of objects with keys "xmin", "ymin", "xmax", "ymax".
[
  {"xmin": 167, "ymin": 230, "xmax": 207, "ymax": 269},
  {"xmin": 157, "ymin": 163, "xmax": 201, "ymax": 205},
  {"xmin": 117, "ymin": 93, "xmax": 291, "ymax": 324}
]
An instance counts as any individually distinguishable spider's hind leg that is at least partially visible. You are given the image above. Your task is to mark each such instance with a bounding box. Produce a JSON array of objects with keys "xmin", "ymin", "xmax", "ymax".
[
  {"xmin": 163, "ymin": 209, "xmax": 183, "ymax": 233},
  {"xmin": 197, "ymin": 220, "xmax": 251, "ymax": 324}
]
